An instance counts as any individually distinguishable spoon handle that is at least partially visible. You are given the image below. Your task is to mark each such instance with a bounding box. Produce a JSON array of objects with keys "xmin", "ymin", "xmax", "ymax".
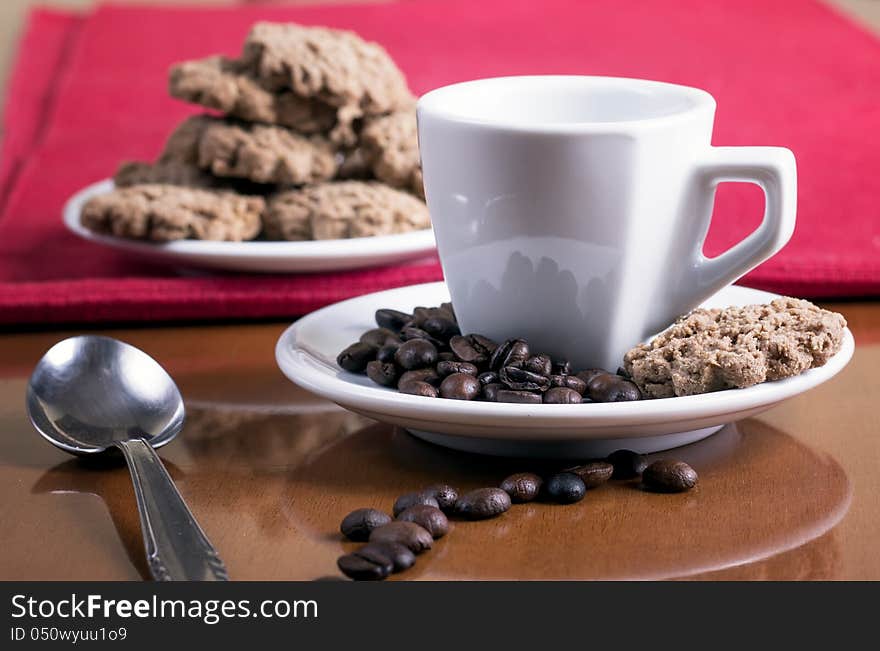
[{"xmin": 116, "ymin": 438, "xmax": 228, "ymax": 581}]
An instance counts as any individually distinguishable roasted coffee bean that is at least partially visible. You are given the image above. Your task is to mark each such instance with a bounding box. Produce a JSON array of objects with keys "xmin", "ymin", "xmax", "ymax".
[
  {"xmin": 437, "ymin": 360, "xmax": 479, "ymax": 377},
  {"xmin": 397, "ymin": 504, "xmax": 449, "ymax": 538},
  {"xmin": 576, "ymin": 369, "xmax": 609, "ymax": 386},
  {"xmin": 549, "ymin": 374, "xmax": 588, "ymax": 395},
  {"xmin": 375, "ymin": 308, "xmax": 412, "ymax": 332},
  {"xmin": 455, "ymin": 488, "xmax": 512, "ymax": 520},
  {"xmin": 545, "ymin": 472, "xmax": 587, "ymax": 503},
  {"xmin": 399, "ymin": 368, "xmax": 442, "ymax": 387},
  {"xmin": 392, "ymin": 492, "xmax": 440, "ymax": 516},
  {"xmin": 410, "ymin": 306, "xmax": 438, "ymax": 327},
  {"xmin": 422, "ymin": 316, "xmax": 461, "ymax": 341},
  {"xmin": 477, "ymin": 371, "xmax": 499, "ymax": 385},
  {"xmin": 449, "ymin": 334, "xmax": 497, "ymax": 364},
  {"xmin": 400, "ymin": 327, "xmax": 445, "ymax": 349},
  {"xmin": 552, "ymin": 358, "xmax": 571, "ymax": 375},
  {"xmin": 376, "ymin": 344, "xmax": 399, "ymax": 364},
  {"xmin": 337, "ymin": 342, "xmax": 378, "ymax": 373},
  {"xmin": 439, "ymin": 302, "xmax": 456, "ymax": 318},
  {"xmin": 500, "ymin": 472, "xmax": 543, "ymax": 503},
  {"xmin": 588, "ymin": 374, "xmax": 641, "ymax": 402},
  {"xmin": 424, "ymin": 484, "xmax": 459, "ymax": 512},
  {"xmin": 490, "ymin": 338, "xmax": 530, "ymax": 371},
  {"xmin": 369, "ymin": 521, "xmax": 433, "ymax": 553},
  {"xmin": 337, "ymin": 552, "xmax": 390, "ymax": 581},
  {"xmin": 394, "ymin": 339, "xmax": 438, "ymax": 370},
  {"xmin": 360, "ymin": 327, "xmax": 401, "ymax": 348},
  {"xmin": 642, "ymin": 460, "xmax": 698, "ymax": 493},
  {"xmin": 565, "ymin": 461, "xmax": 614, "ymax": 488},
  {"xmin": 351, "ymin": 544, "xmax": 394, "ymax": 574},
  {"xmin": 524, "ymin": 354, "xmax": 552, "ymax": 376},
  {"xmin": 543, "ymin": 387, "xmax": 582, "ymax": 404},
  {"xmin": 495, "ymin": 389, "xmax": 542, "ymax": 404},
  {"xmin": 398, "ymin": 380, "xmax": 440, "ymax": 398},
  {"xmin": 439, "ymin": 373, "xmax": 481, "ymax": 400},
  {"xmin": 500, "ymin": 366, "xmax": 551, "ymax": 391},
  {"xmin": 362, "ymin": 541, "xmax": 416, "ymax": 572},
  {"xmin": 482, "ymin": 383, "xmax": 503, "ymax": 402},
  {"xmin": 365, "ymin": 360, "xmax": 400, "ymax": 387},
  {"xmin": 607, "ymin": 449, "xmax": 649, "ymax": 479},
  {"xmin": 340, "ymin": 508, "xmax": 393, "ymax": 541},
  {"xmin": 438, "ymin": 352, "xmax": 456, "ymax": 362}
]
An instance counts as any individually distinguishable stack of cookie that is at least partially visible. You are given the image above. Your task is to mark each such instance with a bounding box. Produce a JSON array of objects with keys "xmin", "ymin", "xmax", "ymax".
[{"xmin": 82, "ymin": 22, "xmax": 429, "ymax": 243}]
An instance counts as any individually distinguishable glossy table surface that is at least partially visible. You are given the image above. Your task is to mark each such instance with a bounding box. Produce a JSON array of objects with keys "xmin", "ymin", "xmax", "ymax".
[{"xmin": 0, "ymin": 300, "xmax": 877, "ymax": 580}]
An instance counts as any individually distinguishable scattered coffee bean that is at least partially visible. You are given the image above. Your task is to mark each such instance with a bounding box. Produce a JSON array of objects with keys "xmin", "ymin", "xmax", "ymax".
[
  {"xmin": 495, "ymin": 389, "xmax": 542, "ymax": 404},
  {"xmin": 337, "ymin": 342, "xmax": 378, "ymax": 373},
  {"xmin": 351, "ymin": 544, "xmax": 394, "ymax": 574},
  {"xmin": 439, "ymin": 302, "xmax": 456, "ymax": 320},
  {"xmin": 369, "ymin": 521, "xmax": 433, "ymax": 553},
  {"xmin": 376, "ymin": 344, "xmax": 399, "ymax": 364},
  {"xmin": 543, "ymin": 387, "xmax": 582, "ymax": 404},
  {"xmin": 490, "ymin": 338, "xmax": 530, "ymax": 371},
  {"xmin": 565, "ymin": 461, "xmax": 614, "ymax": 488},
  {"xmin": 437, "ymin": 351, "xmax": 456, "ymax": 362},
  {"xmin": 455, "ymin": 488, "xmax": 512, "ymax": 519},
  {"xmin": 437, "ymin": 360, "xmax": 479, "ymax": 377},
  {"xmin": 398, "ymin": 380, "xmax": 439, "ymax": 398},
  {"xmin": 398, "ymin": 368, "xmax": 441, "ymax": 387},
  {"xmin": 424, "ymin": 484, "xmax": 459, "ymax": 512},
  {"xmin": 500, "ymin": 366, "xmax": 551, "ymax": 391},
  {"xmin": 477, "ymin": 371, "xmax": 499, "ymax": 385},
  {"xmin": 607, "ymin": 449, "xmax": 648, "ymax": 479},
  {"xmin": 439, "ymin": 373, "xmax": 481, "ymax": 400},
  {"xmin": 449, "ymin": 334, "xmax": 497, "ymax": 364},
  {"xmin": 587, "ymin": 374, "xmax": 642, "ymax": 402},
  {"xmin": 422, "ymin": 316, "xmax": 461, "ymax": 341},
  {"xmin": 340, "ymin": 508, "xmax": 393, "ymax": 541},
  {"xmin": 500, "ymin": 472, "xmax": 543, "ymax": 503},
  {"xmin": 392, "ymin": 492, "xmax": 440, "ymax": 516},
  {"xmin": 375, "ymin": 308, "xmax": 412, "ymax": 332},
  {"xmin": 545, "ymin": 472, "xmax": 587, "ymax": 503},
  {"xmin": 394, "ymin": 339, "xmax": 438, "ymax": 370},
  {"xmin": 549, "ymin": 374, "xmax": 587, "ymax": 395},
  {"xmin": 524, "ymin": 354, "xmax": 552, "ymax": 376},
  {"xmin": 360, "ymin": 327, "xmax": 401, "ymax": 348},
  {"xmin": 337, "ymin": 552, "xmax": 390, "ymax": 581},
  {"xmin": 397, "ymin": 504, "xmax": 449, "ymax": 538},
  {"xmin": 362, "ymin": 541, "xmax": 416, "ymax": 572},
  {"xmin": 576, "ymin": 369, "xmax": 608, "ymax": 386},
  {"xmin": 400, "ymin": 326, "xmax": 445, "ymax": 349},
  {"xmin": 552, "ymin": 358, "xmax": 571, "ymax": 375},
  {"xmin": 482, "ymin": 383, "xmax": 503, "ymax": 402},
  {"xmin": 642, "ymin": 460, "xmax": 698, "ymax": 493},
  {"xmin": 365, "ymin": 360, "xmax": 400, "ymax": 387}
]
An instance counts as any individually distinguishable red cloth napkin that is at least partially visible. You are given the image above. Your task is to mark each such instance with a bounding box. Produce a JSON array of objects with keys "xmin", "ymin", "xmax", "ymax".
[{"xmin": 1, "ymin": 0, "xmax": 878, "ymax": 326}]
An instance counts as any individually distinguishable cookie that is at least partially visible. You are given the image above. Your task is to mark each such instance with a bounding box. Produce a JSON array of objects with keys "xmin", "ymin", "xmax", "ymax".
[
  {"xmin": 161, "ymin": 115, "xmax": 337, "ymax": 186},
  {"xmin": 81, "ymin": 184, "xmax": 264, "ymax": 242},
  {"xmin": 361, "ymin": 110, "xmax": 424, "ymax": 197},
  {"xmin": 623, "ymin": 298, "xmax": 847, "ymax": 398},
  {"xmin": 114, "ymin": 160, "xmax": 220, "ymax": 188},
  {"xmin": 240, "ymin": 22, "xmax": 414, "ymax": 145},
  {"xmin": 168, "ymin": 55, "xmax": 337, "ymax": 134},
  {"xmin": 264, "ymin": 181, "xmax": 430, "ymax": 241}
]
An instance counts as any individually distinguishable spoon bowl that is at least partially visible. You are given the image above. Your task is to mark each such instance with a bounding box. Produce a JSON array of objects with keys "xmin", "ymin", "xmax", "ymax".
[{"xmin": 27, "ymin": 335, "xmax": 184, "ymax": 454}]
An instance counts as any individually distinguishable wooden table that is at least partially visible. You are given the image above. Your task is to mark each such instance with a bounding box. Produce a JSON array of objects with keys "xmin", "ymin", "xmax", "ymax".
[{"xmin": 0, "ymin": 300, "xmax": 877, "ymax": 580}]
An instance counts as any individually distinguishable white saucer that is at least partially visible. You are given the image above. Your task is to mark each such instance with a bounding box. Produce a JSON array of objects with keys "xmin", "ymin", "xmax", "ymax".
[
  {"xmin": 63, "ymin": 179, "xmax": 437, "ymax": 273},
  {"xmin": 275, "ymin": 282, "xmax": 854, "ymax": 457}
]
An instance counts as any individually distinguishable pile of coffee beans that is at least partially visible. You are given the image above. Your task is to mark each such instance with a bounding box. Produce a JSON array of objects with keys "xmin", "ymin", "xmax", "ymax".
[
  {"xmin": 335, "ymin": 451, "xmax": 698, "ymax": 580},
  {"xmin": 337, "ymin": 304, "xmax": 642, "ymax": 403}
]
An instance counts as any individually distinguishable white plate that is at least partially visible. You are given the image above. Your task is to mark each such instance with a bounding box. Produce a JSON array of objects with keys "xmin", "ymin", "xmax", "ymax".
[
  {"xmin": 63, "ymin": 179, "xmax": 437, "ymax": 273},
  {"xmin": 275, "ymin": 282, "xmax": 854, "ymax": 457}
]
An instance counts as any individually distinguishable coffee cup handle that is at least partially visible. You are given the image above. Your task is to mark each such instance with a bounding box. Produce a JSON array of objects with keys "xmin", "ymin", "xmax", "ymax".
[{"xmin": 690, "ymin": 146, "xmax": 797, "ymax": 294}]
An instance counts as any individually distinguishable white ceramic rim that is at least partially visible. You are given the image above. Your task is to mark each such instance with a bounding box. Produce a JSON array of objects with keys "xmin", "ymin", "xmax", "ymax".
[
  {"xmin": 417, "ymin": 75, "xmax": 716, "ymax": 133},
  {"xmin": 63, "ymin": 179, "xmax": 436, "ymax": 262},
  {"xmin": 275, "ymin": 282, "xmax": 855, "ymax": 434}
]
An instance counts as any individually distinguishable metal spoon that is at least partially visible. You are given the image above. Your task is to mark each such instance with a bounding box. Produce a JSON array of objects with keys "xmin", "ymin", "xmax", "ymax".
[{"xmin": 26, "ymin": 335, "xmax": 228, "ymax": 581}]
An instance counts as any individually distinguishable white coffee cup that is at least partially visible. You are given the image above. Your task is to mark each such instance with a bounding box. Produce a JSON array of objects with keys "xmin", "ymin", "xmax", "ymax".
[{"xmin": 417, "ymin": 76, "xmax": 796, "ymax": 371}]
